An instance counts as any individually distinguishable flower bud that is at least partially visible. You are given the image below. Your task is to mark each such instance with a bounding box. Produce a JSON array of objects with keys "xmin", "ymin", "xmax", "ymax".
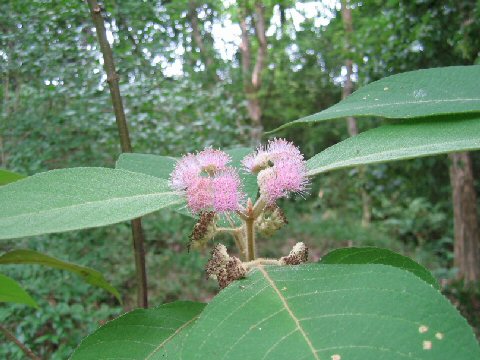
[
  {"xmin": 280, "ymin": 242, "xmax": 308, "ymax": 265},
  {"xmin": 256, "ymin": 205, "xmax": 288, "ymax": 237},
  {"xmin": 188, "ymin": 211, "xmax": 217, "ymax": 251},
  {"xmin": 205, "ymin": 244, "xmax": 246, "ymax": 289}
]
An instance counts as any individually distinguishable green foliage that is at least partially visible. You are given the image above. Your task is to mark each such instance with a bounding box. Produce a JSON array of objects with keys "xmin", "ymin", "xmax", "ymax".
[
  {"xmin": 320, "ymin": 247, "xmax": 439, "ymax": 289},
  {"xmin": 0, "ymin": 168, "xmax": 182, "ymax": 240},
  {"xmin": 0, "ymin": 249, "xmax": 121, "ymax": 302},
  {"xmin": 272, "ymin": 65, "xmax": 480, "ymax": 132},
  {"xmin": 2, "ymin": 0, "xmax": 480, "ymax": 358},
  {"xmin": 0, "ymin": 169, "xmax": 25, "ymax": 185},
  {"xmin": 0, "ymin": 273, "xmax": 38, "ymax": 308},
  {"xmin": 72, "ymin": 264, "xmax": 480, "ymax": 359},
  {"xmin": 306, "ymin": 116, "xmax": 480, "ymax": 176},
  {"xmin": 71, "ymin": 301, "xmax": 206, "ymax": 359}
]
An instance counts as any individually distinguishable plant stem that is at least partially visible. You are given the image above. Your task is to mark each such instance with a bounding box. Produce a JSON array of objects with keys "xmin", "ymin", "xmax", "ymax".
[
  {"xmin": 252, "ymin": 196, "xmax": 267, "ymax": 218},
  {"xmin": 86, "ymin": 0, "xmax": 148, "ymax": 308},
  {"xmin": 0, "ymin": 324, "xmax": 41, "ymax": 360},
  {"xmin": 246, "ymin": 217, "xmax": 256, "ymax": 261},
  {"xmin": 244, "ymin": 258, "xmax": 281, "ymax": 269}
]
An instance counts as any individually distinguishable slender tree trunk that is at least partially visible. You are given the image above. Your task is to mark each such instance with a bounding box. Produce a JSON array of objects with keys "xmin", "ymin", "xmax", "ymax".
[
  {"xmin": 449, "ymin": 152, "xmax": 480, "ymax": 284},
  {"xmin": 238, "ymin": 1, "xmax": 267, "ymax": 146},
  {"xmin": 341, "ymin": 0, "xmax": 371, "ymax": 226},
  {"xmin": 87, "ymin": 0, "xmax": 149, "ymax": 308}
]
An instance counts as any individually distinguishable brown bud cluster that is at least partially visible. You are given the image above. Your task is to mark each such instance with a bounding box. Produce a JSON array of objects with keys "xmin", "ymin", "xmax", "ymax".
[
  {"xmin": 280, "ymin": 242, "xmax": 308, "ymax": 265},
  {"xmin": 205, "ymin": 244, "xmax": 246, "ymax": 289},
  {"xmin": 256, "ymin": 205, "xmax": 288, "ymax": 237},
  {"xmin": 188, "ymin": 211, "xmax": 217, "ymax": 251}
]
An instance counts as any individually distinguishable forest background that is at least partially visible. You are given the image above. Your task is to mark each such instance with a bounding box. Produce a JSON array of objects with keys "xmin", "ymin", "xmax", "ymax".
[{"xmin": 1, "ymin": 0, "xmax": 479, "ymax": 358}]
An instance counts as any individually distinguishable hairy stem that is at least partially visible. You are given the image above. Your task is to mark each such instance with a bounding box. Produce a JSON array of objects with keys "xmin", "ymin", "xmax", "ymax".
[
  {"xmin": 244, "ymin": 258, "xmax": 281, "ymax": 269},
  {"xmin": 253, "ymin": 196, "xmax": 267, "ymax": 218},
  {"xmin": 216, "ymin": 226, "xmax": 246, "ymax": 255},
  {"xmin": 246, "ymin": 217, "xmax": 256, "ymax": 261},
  {"xmin": 86, "ymin": 0, "xmax": 148, "ymax": 308},
  {"xmin": 0, "ymin": 325, "xmax": 41, "ymax": 360},
  {"xmin": 233, "ymin": 231, "xmax": 247, "ymax": 260}
]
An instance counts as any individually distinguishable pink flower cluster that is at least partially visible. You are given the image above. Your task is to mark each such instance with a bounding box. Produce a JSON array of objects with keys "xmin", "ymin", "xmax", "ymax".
[
  {"xmin": 170, "ymin": 140, "xmax": 308, "ymax": 213},
  {"xmin": 170, "ymin": 148, "xmax": 243, "ymax": 213},
  {"xmin": 243, "ymin": 139, "xmax": 308, "ymax": 203}
]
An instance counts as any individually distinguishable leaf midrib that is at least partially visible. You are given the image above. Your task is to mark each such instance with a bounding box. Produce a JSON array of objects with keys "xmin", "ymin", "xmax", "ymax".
[
  {"xmin": 2, "ymin": 192, "xmax": 179, "ymax": 219},
  {"xmin": 145, "ymin": 314, "xmax": 200, "ymax": 359},
  {"xmin": 258, "ymin": 266, "xmax": 319, "ymax": 360},
  {"xmin": 303, "ymin": 97, "xmax": 480, "ymax": 118},
  {"xmin": 307, "ymin": 138, "xmax": 480, "ymax": 176}
]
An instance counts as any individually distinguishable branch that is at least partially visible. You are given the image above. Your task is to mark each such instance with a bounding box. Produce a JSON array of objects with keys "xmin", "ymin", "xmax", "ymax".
[
  {"xmin": 86, "ymin": 0, "xmax": 149, "ymax": 308},
  {"xmin": 0, "ymin": 324, "xmax": 41, "ymax": 360}
]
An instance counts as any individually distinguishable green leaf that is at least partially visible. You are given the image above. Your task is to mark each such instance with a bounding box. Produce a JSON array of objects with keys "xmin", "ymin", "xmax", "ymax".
[
  {"xmin": 0, "ymin": 249, "xmax": 121, "ymax": 302},
  {"xmin": 320, "ymin": 247, "xmax": 439, "ymax": 289},
  {"xmin": 70, "ymin": 301, "xmax": 206, "ymax": 359},
  {"xmin": 116, "ymin": 154, "xmax": 177, "ymax": 179},
  {"xmin": 0, "ymin": 168, "xmax": 26, "ymax": 186},
  {"xmin": 0, "ymin": 273, "xmax": 38, "ymax": 308},
  {"xmin": 271, "ymin": 65, "xmax": 480, "ymax": 132},
  {"xmin": 0, "ymin": 167, "xmax": 182, "ymax": 240},
  {"xmin": 179, "ymin": 264, "xmax": 479, "ymax": 359},
  {"xmin": 306, "ymin": 116, "xmax": 480, "ymax": 176}
]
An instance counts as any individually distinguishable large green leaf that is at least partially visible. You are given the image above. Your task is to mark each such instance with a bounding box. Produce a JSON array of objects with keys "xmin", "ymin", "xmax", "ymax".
[
  {"xmin": 180, "ymin": 264, "xmax": 479, "ymax": 359},
  {"xmin": 70, "ymin": 264, "xmax": 480, "ymax": 359},
  {"xmin": 320, "ymin": 247, "xmax": 439, "ymax": 289},
  {"xmin": 70, "ymin": 301, "xmax": 206, "ymax": 359},
  {"xmin": 0, "ymin": 273, "xmax": 38, "ymax": 308},
  {"xmin": 0, "ymin": 249, "xmax": 121, "ymax": 302},
  {"xmin": 0, "ymin": 168, "xmax": 26, "ymax": 186},
  {"xmin": 271, "ymin": 65, "xmax": 480, "ymax": 133},
  {"xmin": 306, "ymin": 116, "xmax": 480, "ymax": 176},
  {"xmin": 0, "ymin": 167, "xmax": 182, "ymax": 240}
]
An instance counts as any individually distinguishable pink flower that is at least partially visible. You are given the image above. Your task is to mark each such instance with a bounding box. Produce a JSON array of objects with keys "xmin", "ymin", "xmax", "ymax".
[
  {"xmin": 170, "ymin": 148, "xmax": 243, "ymax": 213},
  {"xmin": 243, "ymin": 139, "xmax": 308, "ymax": 203},
  {"xmin": 212, "ymin": 169, "xmax": 243, "ymax": 212}
]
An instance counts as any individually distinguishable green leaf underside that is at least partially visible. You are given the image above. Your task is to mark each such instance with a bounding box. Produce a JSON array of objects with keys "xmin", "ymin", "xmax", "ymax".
[
  {"xmin": 271, "ymin": 65, "xmax": 480, "ymax": 133},
  {"xmin": 0, "ymin": 167, "xmax": 182, "ymax": 240},
  {"xmin": 320, "ymin": 247, "xmax": 439, "ymax": 289},
  {"xmin": 116, "ymin": 154, "xmax": 177, "ymax": 179},
  {"xmin": 0, "ymin": 273, "xmax": 38, "ymax": 308},
  {"xmin": 306, "ymin": 116, "xmax": 480, "ymax": 176},
  {"xmin": 0, "ymin": 249, "xmax": 121, "ymax": 302},
  {"xmin": 180, "ymin": 264, "xmax": 478, "ymax": 360},
  {"xmin": 70, "ymin": 301, "xmax": 206, "ymax": 360},
  {"xmin": 0, "ymin": 169, "xmax": 26, "ymax": 186},
  {"xmin": 116, "ymin": 148, "xmax": 258, "ymax": 223}
]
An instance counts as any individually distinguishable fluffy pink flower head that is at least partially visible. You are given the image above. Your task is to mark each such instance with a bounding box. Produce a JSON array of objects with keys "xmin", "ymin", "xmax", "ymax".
[
  {"xmin": 170, "ymin": 148, "xmax": 243, "ymax": 213},
  {"xmin": 243, "ymin": 139, "xmax": 308, "ymax": 203}
]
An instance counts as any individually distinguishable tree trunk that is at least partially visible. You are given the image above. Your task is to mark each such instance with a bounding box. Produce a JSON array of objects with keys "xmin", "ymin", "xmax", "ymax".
[
  {"xmin": 449, "ymin": 152, "xmax": 480, "ymax": 284},
  {"xmin": 238, "ymin": 1, "xmax": 267, "ymax": 146},
  {"xmin": 341, "ymin": 0, "xmax": 371, "ymax": 226}
]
